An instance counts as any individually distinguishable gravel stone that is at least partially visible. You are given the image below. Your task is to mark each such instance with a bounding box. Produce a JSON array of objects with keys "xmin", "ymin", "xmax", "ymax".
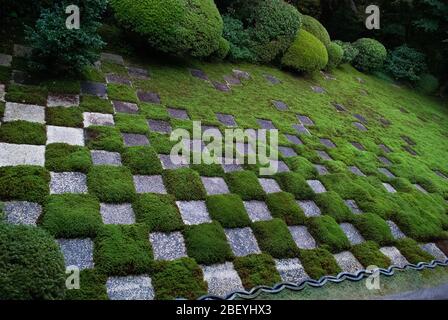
[
  {"xmin": 176, "ymin": 201, "xmax": 211, "ymax": 225},
  {"xmin": 137, "ymin": 91, "xmax": 160, "ymax": 104},
  {"xmin": 420, "ymin": 243, "xmax": 448, "ymax": 262},
  {"xmin": 243, "ymin": 201, "xmax": 272, "ymax": 222},
  {"xmin": 113, "ymin": 101, "xmax": 138, "ymax": 114},
  {"xmin": 83, "ymin": 112, "xmax": 115, "ymax": 127},
  {"xmin": 278, "ymin": 146, "xmax": 297, "ymax": 157},
  {"xmin": 216, "ymin": 113, "xmax": 236, "ymax": 127},
  {"xmin": 380, "ymin": 247, "xmax": 409, "ymax": 268},
  {"xmin": 288, "ymin": 226, "xmax": 317, "ymax": 249},
  {"xmin": 382, "ymin": 183, "xmax": 397, "ymax": 193},
  {"xmin": 334, "ymin": 251, "xmax": 364, "ymax": 273},
  {"xmin": 91, "ymin": 150, "xmax": 122, "ymax": 166},
  {"xmin": 158, "ymin": 154, "xmax": 188, "ymax": 169},
  {"xmin": 225, "ymin": 227, "xmax": 261, "ymax": 257},
  {"xmin": 4, "ymin": 102, "xmax": 45, "ymax": 123},
  {"xmin": 345, "ymin": 200, "xmax": 363, "ymax": 214},
  {"xmin": 149, "ymin": 231, "xmax": 187, "ymax": 261},
  {"xmin": 285, "ymin": 134, "xmax": 303, "ymax": 145},
  {"xmin": 122, "ymin": 133, "xmax": 149, "ymax": 146},
  {"xmin": 258, "ymin": 178, "xmax": 281, "ymax": 193},
  {"xmin": 387, "ymin": 220, "xmax": 406, "ymax": 239},
  {"xmin": 297, "ymin": 201, "xmax": 321, "ymax": 217},
  {"xmin": 201, "ymin": 177, "xmax": 229, "ymax": 195},
  {"xmin": 47, "ymin": 94, "xmax": 80, "ymax": 108},
  {"xmin": 167, "ymin": 107, "xmax": 189, "ymax": 120},
  {"xmin": 148, "ymin": 119, "xmax": 172, "ymax": 134},
  {"xmin": 275, "ymin": 258, "xmax": 310, "ymax": 284},
  {"xmin": 340, "ymin": 223, "xmax": 365, "ymax": 245},
  {"xmin": 378, "ymin": 168, "xmax": 395, "ymax": 178},
  {"xmin": 201, "ymin": 262, "xmax": 245, "ymax": 297},
  {"xmin": 50, "ymin": 172, "xmax": 88, "ymax": 194},
  {"xmin": 133, "ymin": 175, "xmax": 166, "ymax": 194},
  {"xmin": 106, "ymin": 275, "xmax": 154, "ymax": 300},
  {"xmin": 4, "ymin": 201, "xmax": 42, "ymax": 226},
  {"xmin": 57, "ymin": 238, "xmax": 94, "ymax": 270},
  {"xmin": 297, "ymin": 115, "xmax": 314, "ymax": 126},
  {"xmin": 81, "ymin": 81, "xmax": 107, "ymax": 98},
  {"xmin": 100, "ymin": 203, "xmax": 136, "ymax": 225},
  {"xmin": 314, "ymin": 164, "xmax": 329, "ymax": 175},
  {"xmin": 0, "ymin": 143, "xmax": 45, "ymax": 167},
  {"xmin": 47, "ymin": 126, "xmax": 85, "ymax": 146},
  {"xmin": 306, "ymin": 180, "xmax": 327, "ymax": 194}
]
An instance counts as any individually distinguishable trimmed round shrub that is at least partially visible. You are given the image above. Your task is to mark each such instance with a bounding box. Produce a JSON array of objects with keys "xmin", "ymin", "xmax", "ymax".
[
  {"xmin": 288, "ymin": 0, "xmax": 321, "ymax": 18},
  {"xmin": 0, "ymin": 223, "xmax": 66, "ymax": 299},
  {"xmin": 326, "ymin": 41, "xmax": 344, "ymax": 70},
  {"xmin": 109, "ymin": 0, "xmax": 225, "ymax": 57},
  {"xmin": 281, "ymin": 29, "xmax": 329, "ymax": 73},
  {"xmin": 352, "ymin": 38, "xmax": 387, "ymax": 73},
  {"xmin": 222, "ymin": 15, "xmax": 255, "ymax": 61},
  {"xmin": 334, "ymin": 40, "xmax": 359, "ymax": 64},
  {"xmin": 417, "ymin": 74, "xmax": 439, "ymax": 95},
  {"xmin": 213, "ymin": 37, "xmax": 230, "ymax": 60},
  {"xmin": 384, "ymin": 45, "xmax": 427, "ymax": 83},
  {"xmin": 301, "ymin": 15, "xmax": 330, "ymax": 47}
]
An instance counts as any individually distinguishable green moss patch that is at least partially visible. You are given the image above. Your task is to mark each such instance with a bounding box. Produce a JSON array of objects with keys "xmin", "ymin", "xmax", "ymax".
[
  {"xmin": 162, "ymin": 168, "xmax": 206, "ymax": 200},
  {"xmin": 225, "ymin": 171, "xmax": 265, "ymax": 200},
  {"xmin": 46, "ymin": 107, "xmax": 83, "ymax": 128},
  {"xmin": 206, "ymin": 194, "xmax": 251, "ymax": 228},
  {"xmin": 354, "ymin": 213, "xmax": 394, "ymax": 246},
  {"xmin": 44, "ymin": 78, "xmax": 81, "ymax": 95},
  {"xmin": 190, "ymin": 163, "xmax": 225, "ymax": 177},
  {"xmin": 87, "ymin": 166, "xmax": 136, "ymax": 203},
  {"xmin": 351, "ymin": 241, "xmax": 391, "ymax": 269},
  {"xmin": 0, "ymin": 121, "xmax": 46, "ymax": 145},
  {"xmin": 107, "ymin": 83, "xmax": 138, "ymax": 103},
  {"xmin": 266, "ymin": 192, "xmax": 306, "ymax": 225},
  {"xmin": 307, "ymin": 216, "xmax": 351, "ymax": 253},
  {"xmin": 45, "ymin": 143, "xmax": 92, "ymax": 173},
  {"xmin": 5, "ymin": 84, "xmax": 47, "ymax": 105},
  {"xmin": 121, "ymin": 146, "xmax": 162, "ymax": 175},
  {"xmin": 86, "ymin": 126, "xmax": 124, "ymax": 152},
  {"xmin": 299, "ymin": 248, "xmax": 342, "ymax": 279},
  {"xmin": 314, "ymin": 191, "xmax": 352, "ymax": 222},
  {"xmin": 80, "ymin": 95, "xmax": 114, "ymax": 113},
  {"xmin": 65, "ymin": 269, "xmax": 108, "ymax": 300},
  {"xmin": 395, "ymin": 238, "xmax": 435, "ymax": 264},
  {"xmin": 275, "ymin": 172, "xmax": 315, "ymax": 200},
  {"xmin": 252, "ymin": 219, "xmax": 298, "ymax": 258},
  {"xmin": 114, "ymin": 114, "xmax": 149, "ymax": 134},
  {"xmin": 234, "ymin": 254, "xmax": 282, "ymax": 289}
]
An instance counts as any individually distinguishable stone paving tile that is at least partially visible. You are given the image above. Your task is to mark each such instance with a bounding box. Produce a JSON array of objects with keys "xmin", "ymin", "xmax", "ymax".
[
  {"xmin": 223, "ymin": 75, "xmax": 241, "ymax": 86},
  {"xmin": 275, "ymin": 258, "xmax": 310, "ymax": 284},
  {"xmin": 13, "ymin": 44, "xmax": 32, "ymax": 57},
  {"xmin": 202, "ymin": 125, "xmax": 222, "ymax": 138},
  {"xmin": 4, "ymin": 201, "xmax": 42, "ymax": 226},
  {"xmin": 235, "ymin": 142, "xmax": 256, "ymax": 156},
  {"xmin": 378, "ymin": 168, "xmax": 395, "ymax": 178},
  {"xmin": 101, "ymin": 52, "xmax": 124, "ymax": 65},
  {"xmin": 351, "ymin": 142, "xmax": 365, "ymax": 151},
  {"xmin": 378, "ymin": 156, "xmax": 392, "ymax": 166},
  {"xmin": 81, "ymin": 81, "xmax": 107, "ymax": 98},
  {"xmin": 314, "ymin": 164, "xmax": 329, "ymax": 175},
  {"xmin": 47, "ymin": 94, "xmax": 80, "ymax": 108},
  {"xmin": 122, "ymin": 133, "xmax": 149, "ymax": 147},
  {"xmin": 233, "ymin": 69, "xmax": 251, "ymax": 80},
  {"xmin": 285, "ymin": 134, "xmax": 303, "ymax": 145},
  {"xmin": 353, "ymin": 114, "xmax": 367, "ymax": 124},
  {"xmin": 420, "ymin": 243, "xmax": 448, "ymax": 262},
  {"xmin": 333, "ymin": 103, "xmax": 347, "ymax": 112},
  {"xmin": 288, "ymin": 226, "xmax": 317, "ymax": 249},
  {"xmin": 311, "ymin": 86, "xmax": 325, "ymax": 93},
  {"xmin": 201, "ymin": 262, "xmax": 245, "ymax": 297},
  {"xmin": 258, "ymin": 178, "xmax": 281, "ymax": 194},
  {"xmin": 167, "ymin": 107, "xmax": 189, "ymax": 120},
  {"xmin": 269, "ymin": 160, "xmax": 290, "ymax": 173},
  {"xmin": 334, "ymin": 251, "xmax": 364, "ymax": 274},
  {"xmin": 216, "ymin": 113, "xmax": 236, "ymax": 127},
  {"xmin": 340, "ymin": 223, "xmax": 365, "ymax": 245},
  {"xmin": 176, "ymin": 201, "xmax": 211, "ymax": 225},
  {"xmin": 113, "ymin": 100, "xmax": 139, "ymax": 114},
  {"xmin": 434, "ymin": 170, "xmax": 448, "ymax": 180},
  {"xmin": 181, "ymin": 139, "xmax": 207, "ymax": 153},
  {"xmin": 257, "ymin": 119, "xmax": 276, "ymax": 130},
  {"xmin": 4, "ymin": 102, "xmax": 45, "ymax": 123},
  {"xmin": 317, "ymin": 150, "xmax": 333, "ymax": 161},
  {"xmin": 278, "ymin": 146, "xmax": 297, "ymax": 157},
  {"xmin": 133, "ymin": 175, "xmax": 166, "ymax": 194},
  {"xmin": 379, "ymin": 144, "xmax": 392, "ymax": 153},
  {"xmin": 190, "ymin": 69, "xmax": 208, "ymax": 81},
  {"xmin": 297, "ymin": 115, "xmax": 315, "ymax": 126},
  {"xmin": 349, "ymin": 166, "xmax": 366, "ymax": 177},
  {"xmin": 380, "ymin": 117, "xmax": 391, "ymax": 126},
  {"xmin": 47, "ymin": 126, "xmax": 85, "ymax": 146},
  {"xmin": 83, "ymin": 112, "xmax": 115, "ymax": 127},
  {"xmin": 159, "ymin": 154, "xmax": 188, "ymax": 169},
  {"xmin": 225, "ymin": 227, "xmax": 261, "ymax": 257},
  {"xmin": 57, "ymin": 238, "xmax": 94, "ymax": 270},
  {"xmin": 307, "ymin": 180, "xmax": 327, "ymax": 194},
  {"xmin": 148, "ymin": 119, "xmax": 172, "ymax": 134},
  {"xmin": 106, "ymin": 275, "xmax": 154, "ymax": 300},
  {"xmin": 297, "ymin": 201, "xmax": 321, "ymax": 217},
  {"xmin": 387, "ymin": 220, "xmax": 406, "ymax": 239},
  {"xmin": 272, "ymin": 100, "xmax": 288, "ymax": 111},
  {"xmin": 201, "ymin": 177, "xmax": 229, "ymax": 195},
  {"xmin": 0, "ymin": 143, "xmax": 45, "ymax": 167},
  {"xmin": 264, "ymin": 74, "xmax": 280, "ymax": 84},
  {"xmin": 293, "ymin": 124, "xmax": 311, "ymax": 135},
  {"xmin": 401, "ymin": 135, "xmax": 416, "ymax": 146},
  {"xmin": 0, "ymin": 84, "xmax": 5, "ymax": 102},
  {"xmin": 100, "ymin": 203, "xmax": 136, "ymax": 225},
  {"xmin": 0, "ymin": 53, "xmax": 12, "ymax": 67},
  {"xmin": 213, "ymin": 81, "xmax": 231, "ymax": 92},
  {"xmin": 127, "ymin": 66, "xmax": 149, "ymax": 80},
  {"xmin": 149, "ymin": 231, "xmax": 187, "ymax": 261},
  {"xmin": 106, "ymin": 74, "xmax": 131, "ymax": 86},
  {"xmin": 91, "ymin": 150, "xmax": 122, "ymax": 166},
  {"xmin": 320, "ymin": 138, "xmax": 336, "ymax": 148},
  {"xmin": 382, "ymin": 182, "xmax": 397, "ymax": 193},
  {"xmin": 404, "ymin": 145, "xmax": 418, "ymax": 156},
  {"xmin": 217, "ymin": 157, "xmax": 243, "ymax": 173},
  {"xmin": 380, "ymin": 247, "xmax": 409, "ymax": 268},
  {"xmin": 243, "ymin": 201, "xmax": 272, "ymax": 222},
  {"xmin": 50, "ymin": 172, "xmax": 88, "ymax": 194},
  {"xmin": 353, "ymin": 122, "xmax": 368, "ymax": 131},
  {"xmin": 137, "ymin": 91, "xmax": 160, "ymax": 104},
  {"xmin": 344, "ymin": 200, "xmax": 363, "ymax": 214},
  {"xmin": 414, "ymin": 184, "xmax": 428, "ymax": 194}
]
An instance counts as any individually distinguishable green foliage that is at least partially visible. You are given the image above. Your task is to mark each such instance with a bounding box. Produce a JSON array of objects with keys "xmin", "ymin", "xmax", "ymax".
[
  {"xmin": 206, "ymin": 194, "xmax": 251, "ymax": 228},
  {"xmin": 114, "ymin": 114, "xmax": 149, "ymax": 134},
  {"xmin": 314, "ymin": 191, "xmax": 352, "ymax": 222},
  {"xmin": 395, "ymin": 238, "xmax": 435, "ymax": 264},
  {"xmin": 288, "ymin": 0, "xmax": 321, "ymax": 18},
  {"xmin": 121, "ymin": 146, "xmax": 162, "ymax": 175},
  {"xmin": 86, "ymin": 126, "xmax": 124, "ymax": 152},
  {"xmin": 107, "ymin": 83, "xmax": 138, "ymax": 103},
  {"xmin": 252, "ymin": 218, "xmax": 298, "ymax": 258},
  {"xmin": 307, "ymin": 215, "xmax": 350, "ymax": 253},
  {"xmin": 352, "ymin": 38, "xmax": 387, "ymax": 73},
  {"xmin": 45, "ymin": 143, "xmax": 92, "ymax": 173},
  {"xmin": 65, "ymin": 270, "xmax": 108, "ymax": 300},
  {"xmin": 299, "ymin": 248, "xmax": 342, "ymax": 279},
  {"xmin": 80, "ymin": 95, "xmax": 114, "ymax": 114},
  {"xmin": 301, "ymin": 15, "xmax": 330, "ymax": 47},
  {"xmin": 222, "ymin": 15, "xmax": 256, "ymax": 61},
  {"xmin": 95, "ymin": 224, "xmax": 153, "ymax": 275},
  {"xmin": 109, "ymin": 0, "xmax": 225, "ymax": 57},
  {"xmin": 213, "ymin": 37, "xmax": 230, "ymax": 60},
  {"xmin": 393, "ymin": 208, "xmax": 445, "ymax": 242},
  {"xmin": 162, "ymin": 168, "xmax": 207, "ymax": 200},
  {"xmin": 417, "ymin": 73, "xmax": 439, "ymax": 95},
  {"xmin": 46, "ymin": 107, "xmax": 83, "ymax": 128},
  {"xmin": 334, "ymin": 40, "xmax": 359, "ymax": 64},
  {"xmin": 234, "ymin": 254, "xmax": 282, "ymax": 289},
  {"xmin": 41, "ymin": 194, "xmax": 102, "ymax": 238},
  {"xmin": 184, "ymin": 222, "xmax": 233, "ymax": 265},
  {"xmin": 0, "ymin": 121, "xmax": 46, "ymax": 145},
  {"xmin": 266, "ymin": 192, "xmax": 306, "ymax": 225},
  {"xmin": 5, "ymin": 84, "xmax": 48, "ymax": 105},
  {"xmin": 354, "ymin": 213, "xmax": 394, "ymax": 246},
  {"xmin": 326, "ymin": 42, "xmax": 344, "ymax": 70},
  {"xmin": 133, "ymin": 194, "xmax": 184, "ymax": 232},
  {"xmin": 0, "ymin": 223, "xmax": 66, "ymax": 299},
  {"xmin": 225, "ymin": 171, "xmax": 265, "ymax": 200},
  {"xmin": 351, "ymin": 241, "xmax": 391, "ymax": 269},
  {"xmin": 0, "ymin": 166, "xmax": 50, "ymax": 203},
  {"xmin": 384, "ymin": 45, "xmax": 427, "ymax": 83},
  {"xmin": 275, "ymin": 172, "xmax": 315, "ymax": 200},
  {"xmin": 281, "ymin": 29, "xmax": 329, "ymax": 73},
  {"xmin": 87, "ymin": 166, "xmax": 136, "ymax": 203}
]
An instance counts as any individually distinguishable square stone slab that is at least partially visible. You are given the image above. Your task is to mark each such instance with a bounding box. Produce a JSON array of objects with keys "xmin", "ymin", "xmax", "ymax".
[
  {"xmin": 269, "ymin": 160, "xmax": 290, "ymax": 173},
  {"xmin": 404, "ymin": 146, "xmax": 418, "ymax": 156},
  {"xmin": 279, "ymin": 146, "xmax": 297, "ymax": 158},
  {"xmin": 137, "ymin": 91, "xmax": 160, "ymax": 104},
  {"xmin": 414, "ymin": 184, "xmax": 428, "ymax": 194},
  {"xmin": 235, "ymin": 142, "xmax": 256, "ymax": 156},
  {"xmin": 401, "ymin": 135, "xmax": 416, "ymax": 146},
  {"xmin": 434, "ymin": 170, "xmax": 448, "ymax": 180},
  {"xmin": 201, "ymin": 262, "xmax": 244, "ymax": 297},
  {"xmin": 314, "ymin": 164, "xmax": 329, "ymax": 176},
  {"xmin": 380, "ymin": 117, "xmax": 391, "ymax": 126},
  {"xmin": 285, "ymin": 134, "xmax": 303, "ymax": 145},
  {"xmin": 334, "ymin": 251, "xmax": 364, "ymax": 274},
  {"xmin": 258, "ymin": 178, "xmax": 281, "ymax": 194},
  {"xmin": 351, "ymin": 142, "xmax": 365, "ymax": 151},
  {"xmin": 47, "ymin": 126, "xmax": 85, "ymax": 146},
  {"xmin": 190, "ymin": 69, "xmax": 208, "ymax": 81},
  {"xmin": 100, "ymin": 203, "xmax": 135, "ymax": 225},
  {"xmin": 122, "ymin": 133, "xmax": 149, "ymax": 147},
  {"xmin": 181, "ymin": 139, "xmax": 207, "ymax": 153},
  {"xmin": 378, "ymin": 168, "xmax": 395, "ymax": 178},
  {"xmin": 272, "ymin": 100, "xmax": 288, "ymax": 111},
  {"xmin": 320, "ymin": 139, "xmax": 336, "ymax": 149},
  {"xmin": 4, "ymin": 201, "xmax": 42, "ymax": 226},
  {"xmin": 340, "ymin": 223, "xmax": 365, "ymax": 245},
  {"xmin": 288, "ymin": 226, "xmax": 317, "ymax": 249},
  {"xmin": 47, "ymin": 94, "xmax": 80, "ymax": 108},
  {"xmin": 50, "ymin": 172, "xmax": 88, "ymax": 194},
  {"xmin": 380, "ymin": 247, "xmax": 409, "ymax": 268},
  {"xmin": 223, "ymin": 75, "xmax": 241, "ymax": 86},
  {"xmin": 243, "ymin": 201, "xmax": 272, "ymax": 222},
  {"xmin": 148, "ymin": 119, "xmax": 172, "ymax": 134},
  {"xmin": 307, "ymin": 180, "xmax": 327, "ymax": 194},
  {"xmin": 233, "ymin": 69, "xmax": 251, "ymax": 80},
  {"xmin": 101, "ymin": 52, "xmax": 124, "ymax": 65},
  {"xmin": 420, "ymin": 243, "xmax": 447, "ymax": 262},
  {"xmin": 293, "ymin": 124, "xmax": 311, "ymax": 135},
  {"xmin": 379, "ymin": 144, "xmax": 392, "ymax": 153},
  {"xmin": 218, "ymin": 157, "xmax": 243, "ymax": 173},
  {"xmin": 0, "ymin": 84, "xmax": 5, "ymax": 102},
  {"xmin": 127, "ymin": 67, "xmax": 149, "ymax": 80},
  {"xmin": 0, "ymin": 143, "xmax": 45, "ymax": 167},
  {"xmin": 275, "ymin": 258, "xmax": 310, "ymax": 284},
  {"xmin": 133, "ymin": 175, "xmax": 166, "ymax": 194},
  {"xmin": 349, "ymin": 166, "xmax": 366, "ymax": 177},
  {"xmin": 0, "ymin": 53, "xmax": 12, "ymax": 67},
  {"xmin": 378, "ymin": 156, "xmax": 392, "ymax": 166},
  {"xmin": 298, "ymin": 115, "xmax": 314, "ymax": 126},
  {"xmin": 83, "ymin": 112, "xmax": 115, "ymax": 127},
  {"xmin": 317, "ymin": 150, "xmax": 333, "ymax": 161},
  {"xmin": 113, "ymin": 101, "xmax": 138, "ymax": 114},
  {"xmin": 216, "ymin": 113, "xmax": 236, "ymax": 127},
  {"xmin": 176, "ymin": 201, "xmax": 211, "ymax": 225},
  {"xmin": 106, "ymin": 74, "xmax": 131, "ymax": 86},
  {"xmin": 107, "ymin": 275, "xmax": 154, "ymax": 300},
  {"xmin": 57, "ymin": 238, "xmax": 94, "ymax": 270},
  {"xmin": 264, "ymin": 74, "xmax": 280, "ymax": 84},
  {"xmin": 149, "ymin": 231, "xmax": 187, "ymax": 261},
  {"xmin": 158, "ymin": 154, "xmax": 188, "ymax": 169},
  {"xmin": 382, "ymin": 182, "xmax": 397, "ymax": 193},
  {"xmin": 297, "ymin": 200, "xmax": 321, "ymax": 217},
  {"xmin": 213, "ymin": 81, "xmax": 231, "ymax": 92},
  {"xmin": 201, "ymin": 177, "xmax": 229, "ymax": 195},
  {"xmin": 353, "ymin": 114, "xmax": 367, "ymax": 124},
  {"xmin": 91, "ymin": 150, "xmax": 122, "ymax": 166},
  {"xmin": 81, "ymin": 81, "xmax": 107, "ymax": 98},
  {"xmin": 257, "ymin": 119, "xmax": 276, "ymax": 130},
  {"xmin": 13, "ymin": 44, "xmax": 32, "ymax": 57},
  {"xmin": 353, "ymin": 122, "xmax": 368, "ymax": 131},
  {"xmin": 345, "ymin": 200, "xmax": 363, "ymax": 214},
  {"xmin": 311, "ymin": 86, "xmax": 325, "ymax": 93},
  {"xmin": 387, "ymin": 220, "xmax": 406, "ymax": 239},
  {"xmin": 225, "ymin": 227, "xmax": 261, "ymax": 257},
  {"xmin": 4, "ymin": 102, "xmax": 45, "ymax": 123},
  {"xmin": 167, "ymin": 107, "xmax": 189, "ymax": 120},
  {"xmin": 333, "ymin": 103, "xmax": 347, "ymax": 112}
]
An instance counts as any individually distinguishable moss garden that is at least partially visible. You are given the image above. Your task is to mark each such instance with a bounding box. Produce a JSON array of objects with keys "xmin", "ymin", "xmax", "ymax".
[{"xmin": 0, "ymin": 0, "xmax": 448, "ymax": 300}]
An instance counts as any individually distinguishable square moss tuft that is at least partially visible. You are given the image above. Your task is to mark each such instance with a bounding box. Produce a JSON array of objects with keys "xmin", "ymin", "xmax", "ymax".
[
  {"xmin": 87, "ymin": 166, "xmax": 136, "ymax": 203},
  {"xmin": 0, "ymin": 121, "xmax": 46, "ymax": 145},
  {"xmin": 353, "ymin": 213, "xmax": 394, "ymax": 246},
  {"xmin": 80, "ymin": 95, "xmax": 114, "ymax": 114},
  {"xmin": 234, "ymin": 254, "xmax": 282, "ymax": 289},
  {"xmin": 275, "ymin": 172, "xmax": 315, "ymax": 200},
  {"xmin": 5, "ymin": 84, "xmax": 48, "ymax": 105},
  {"xmin": 395, "ymin": 238, "xmax": 435, "ymax": 264},
  {"xmin": 121, "ymin": 146, "xmax": 162, "ymax": 175},
  {"xmin": 114, "ymin": 114, "xmax": 149, "ymax": 134},
  {"xmin": 46, "ymin": 107, "xmax": 83, "ymax": 128},
  {"xmin": 65, "ymin": 269, "xmax": 108, "ymax": 300},
  {"xmin": 162, "ymin": 168, "xmax": 207, "ymax": 200},
  {"xmin": 252, "ymin": 219, "xmax": 298, "ymax": 258},
  {"xmin": 45, "ymin": 143, "xmax": 92, "ymax": 173},
  {"xmin": 299, "ymin": 248, "xmax": 342, "ymax": 279},
  {"xmin": 266, "ymin": 192, "xmax": 306, "ymax": 225},
  {"xmin": 225, "ymin": 171, "xmax": 266, "ymax": 200},
  {"xmin": 314, "ymin": 191, "xmax": 352, "ymax": 222},
  {"xmin": 307, "ymin": 215, "xmax": 351, "ymax": 253},
  {"xmin": 107, "ymin": 83, "xmax": 138, "ymax": 103},
  {"xmin": 206, "ymin": 194, "xmax": 251, "ymax": 228},
  {"xmin": 86, "ymin": 126, "xmax": 124, "ymax": 152},
  {"xmin": 351, "ymin": 241, "xmax": 391, "ymax": 268}
]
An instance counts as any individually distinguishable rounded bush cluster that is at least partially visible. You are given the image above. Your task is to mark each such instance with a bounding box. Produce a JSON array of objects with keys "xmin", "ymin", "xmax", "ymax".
[
  {"xmin": 352, "ymin": 38, "xmax": 387, "ymax": 73},
  {"xmin": 334, "ymin": 40, "xmax": 359, "ymax": 64},
  {"xmin": 326, "ymin": 41, "xmax": 344, "ymax": 70},
  {"xmin": 109, "ymin": 0, "xmax": 225, "ymax": 57},
  {"xmin": 301, "ymin": 15, "xmax": 331, "ymax": 47},
  {"xmin": 417, "ymin": 74, "xmax": 439, "ymax": 95},
  {"xmin": 0, "ymin": 223, "xmax": 66, "ymax": 299},
  {"xmin": 281, "ymin": 29, "xmax": 328, "ymax": 73},
  {"xmin": 384, "ymin": 45, "xmax": 427, "ymax": 83}
]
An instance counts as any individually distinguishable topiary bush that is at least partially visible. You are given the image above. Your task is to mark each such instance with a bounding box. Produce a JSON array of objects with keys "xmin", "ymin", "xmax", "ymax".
[
  {"xmin": 281, "ymin": 29, "xmax": 329, "ymax": 73},
  {"xmin": 287, "ymin": 0, "xmax": 321, "ymax": 18},
  {"xmin": 222, "ymin": 15, "xmax": 256, "ymax": 61},
  {"xmin": 109, "ymin": 0, "xmax": 225, "ymax": 58},
  {"xmin": 334, "ymin": 40, "xmax": 359, "ymax": 64},
  {"xmin": 0, "ymin": 223, "xmax": 66, "ymax": 299},
  {"xmin": 301, "ymin": 15, "xmax": 330, "ymax": 47},
  {"xmin": 352, "ymin": 38, "xmax": 387, "ymax": 73},
  {"xmin": 384, "ymin": 45, "xmax": 427, "ymax": 83},
  {"xmin": 326, "ymin": 41, "xmax": 344, "ymax": 70}
]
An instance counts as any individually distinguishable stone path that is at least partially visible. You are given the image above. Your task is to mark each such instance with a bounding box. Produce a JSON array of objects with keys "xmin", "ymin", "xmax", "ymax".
[{"xmin": 201, "ymin": 262, "xmax": 245, "ymax": 297}]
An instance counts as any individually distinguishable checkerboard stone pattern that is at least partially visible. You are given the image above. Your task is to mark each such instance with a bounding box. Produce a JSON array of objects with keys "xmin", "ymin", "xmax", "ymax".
[
  {"xmin": 100, "ymin": 203, "xmax": 136, "ymax": 225},
  {"xmin": 201, "ymin": 177, "xmax": 229, "ymax": 195},
  {"xmin": 47, "ymin": 126, "xmax": 85, "ymax": 146},
  {"xmin": 4, "ymin": 102, "xmax": 45, "ymax": 123},
  {"xmin": 57, "ymin": 238, "xmax": 94, "ymax": 270},
  {"xmin": 297, "ymin": 200, "xmax": 321, "ymax": 217},
  {"xmin": 340, "ymin": 223, "xmax": 365, "ymax": 245},
  {"xmin": 0, "ymin": 143, "xmax": 45, "ymax": 167},
  {"xmin": 275, "ymin": 258, "xmax": 310, "ymax": 284},
  {"xmin": 106, "ymin": 275, "xmax": 154, "ymax": 300},
  {"xmin": 420, "ymin": 243, "xmax": 447, "ymax": 262},
  {"xmin": 201, "ymin": 262, "xmax": 245, "ymax": 297},
  {"xmin": 149, "ymin": 231, "xmax": 187, "ymax": 261},
  {"xmin": 288, "ymin": 226, "xmax": 316, "ymax": 249},
  {"xmin": 50, "ymin": 172, "xmax": 88, "ymax": 194},
  {"xmin": 380, "ymin": 247, "xmax": 409, "ymax": 268},
  {"xmin": 334, "ymin": 251, "xmax": 364, "ymax": 274},
  {"xmin": 243, "ymin": 201, "xmax": 272, "ymax": 222},
  {"xmin": 4, "ymin": 201, "xmax": 42, "ymax": 226},
  {"xmin": 176, "ymin": 201, "xmax": 211, "ymax": 225},
  {"xmin": 225, "ymin": 227, "xmax": 261, "ymax": 257},
  {"xmin": 91, "ymin": 150, "xmax": 122, "ymax": 166},
  {"xmin": 133, "ymin": 175, "xmax": 166, "ymax": 194}
]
